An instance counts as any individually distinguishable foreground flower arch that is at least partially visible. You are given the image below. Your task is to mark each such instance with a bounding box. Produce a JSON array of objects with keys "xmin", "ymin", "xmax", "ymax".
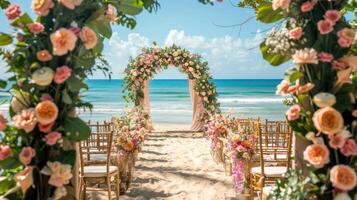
[{"xmin": 123, "ymin": 45, "xmax": 220, "ymax": 123}]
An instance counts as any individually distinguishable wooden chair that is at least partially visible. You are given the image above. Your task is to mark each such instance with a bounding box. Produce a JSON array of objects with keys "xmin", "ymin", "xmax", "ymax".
[
  {"xmin": 79, "ymin": 130, "xmax": 120, "ymax": 200},
  {"xmin": 249, "ymin": 121, "xmax": 292, "ymax": 200}
]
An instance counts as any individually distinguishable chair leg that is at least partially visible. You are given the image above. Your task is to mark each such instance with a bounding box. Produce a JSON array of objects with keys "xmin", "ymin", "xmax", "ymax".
[
  {"xmin": 115, "ymin": 173, "xmax": 120, "ymax": 200},
  {"xmin": 107, "ymin": 176, "xmax": 112, "ymax": 200},
  {"xmin": 83, "ymin": 182, "xmax": 87, "ymax": 200},
  {"xmin": 249, "ymin": 174, "xmax": 254, "ymax": 200}
]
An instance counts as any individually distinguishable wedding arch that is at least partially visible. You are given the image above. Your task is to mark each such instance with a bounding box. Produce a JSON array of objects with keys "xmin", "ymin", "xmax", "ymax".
[{"xmin": 122, "ymin": 45, "xmax": 220, "ymax": 131}]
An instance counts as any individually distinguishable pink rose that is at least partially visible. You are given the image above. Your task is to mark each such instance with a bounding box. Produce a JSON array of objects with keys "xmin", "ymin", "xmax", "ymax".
[
  {"xmin": 0, "ymin": 145, "xmax": 12, "ymax": 160},
  {"xmin": 50, "ymin": 28, "xmax": 77, "ymax": 56},
  {"xmin": 39, "ymin": 122, "xmax": 54, "ymax": 133},
  {"xmin": 16, "ymin": 34, "xmax": 25, "ymax": 42},
  {"xmin": 287, "ymin": 84, "xmax": 299, "ymax": 94},
  {"xmin": 332, "ymin": 60, "xmax": 347, "ymax": 70},
  {"xmin": 31, "ymin": 0, "xmax": 54, "ymax": 16},
  {"xmin": 54, "ymin": 66, "xmax": 72, "ymax": 84},
  {"xmin": 58, "ymin": 0, "xmax": 83, "ymax": 10},
  {"xmin": 318, "ymin": 52, "xmax": 334, "ymax": 62},
  {"xmin": 341, "ymin": 139, "xmax": 357, "ymax": 157},
  {"xmin": 289, "ymin": 27, "xmax": 303, "ymax": 40},
  {"xmin": 337, "ymin": 28, "xmax": 356, "ymax": 48},
  {"xmin": 5, "ymin": 4, "xmax": 21, "ymax": 20},
  {"xmin": 317, "ymin": 19, "xmax": 334, "ymax": 35},
  {"xmin": 329, "ymin": 134, "xmax": 346, "ymax": 149},
  {"xmin": 19, "ymin": 147, "xmax": 36, "ymax": 165},
  {"xmin": 28, "ymin": 22, "xmax": 45, "ymax": 34},
  {"xmin": 69, "ymin": 27, "xmax": 81, "ymax": 36},
  {"xmin": 0, "ymin": 112, "xmax": 7, "ymax": 131},
  {"xmin": 40, "ymin": 94, "xmax": 53, "ymax": 102},
  {"xmin": 79, "ymin": 27, "xmax": 98, "ymax": 50},
  {"xmin": 324, "ymin": 10, "xmax": 341, "ymax": 24},
  {"xmin": 301, "ymin": 1, "xmax": 314, "ymax": 12},
  {"xmin": 45, "ymin": 132, "xmax": 62, "ymax": 146},
  {"xmin": 286, "ymin": 104, "xmax": 301, "ymax": 121}
]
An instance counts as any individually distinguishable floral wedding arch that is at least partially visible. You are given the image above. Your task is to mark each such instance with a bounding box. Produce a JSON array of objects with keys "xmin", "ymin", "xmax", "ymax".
[{"xmin": 123, "ymin": 45, "xmax": 220, "ymax": 131}]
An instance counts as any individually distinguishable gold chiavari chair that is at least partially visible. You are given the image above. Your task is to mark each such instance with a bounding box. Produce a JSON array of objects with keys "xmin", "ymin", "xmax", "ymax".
[
  {"xmin": 79, "ymin": 130, "xmax": 120, "ymax": 200},
  {"xmin": 249, "ymin": 121, "xmax": 292, "ymax": 200}
]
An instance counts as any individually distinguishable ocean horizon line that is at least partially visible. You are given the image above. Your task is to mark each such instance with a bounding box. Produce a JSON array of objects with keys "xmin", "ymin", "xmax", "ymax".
[{"xmin": 87, "ymin": 78, "xmax": 283, "ymax": 81}]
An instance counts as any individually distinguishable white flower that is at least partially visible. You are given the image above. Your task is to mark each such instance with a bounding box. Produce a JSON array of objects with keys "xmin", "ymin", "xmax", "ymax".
[
  {"xmin": 106, "ymin": 4, "xmax": 118, "ymax": 22},
  {"xmin": 32, "ymin": 67, "xmax": 54, "ymax": 86},
  {"xmin": 292, "ymin": 48, "xmax": 318, "ymax": 64},
  {"xmin": 53, "ymin": 187, "xmax": 67, "ymax": 200},
  {"xmin": 313, "ymin": 92, "xmax": 336, "ymax": 108},
  {"xmin": 11, "ymin": 92, "xmax": 30, "ymax": 113},
  {"xmin": 334, "ymin": 193, "xmax": 351, "ymax": 200},
  {"xmin": 305, "ymin": 131, "xmax": 315, "ymax": 141}
]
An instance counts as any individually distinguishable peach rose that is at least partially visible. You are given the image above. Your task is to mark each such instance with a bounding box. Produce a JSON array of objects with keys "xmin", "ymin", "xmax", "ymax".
[
  {"xmin": 50, "ymin": 28, "xmax": 77, "ymax": 56},
  {"xmin": 353, "ymin": 110, "xmax": 357, "ymax": 117},
  {"xmin": 13, "ymin": 108, "xmax": 37, "ymax": 133},
  {"xmin": 330, "ymin": 165, "xmax": 357, "ymax": 191},
  {"xmin": 0, "ymin": 145, "xmax": 12, "ymax": 160},
  {"xmin": 38, "ymin": 122, "xmax": 54, "ymax": 133},
  {"xmin": 41, "ymin": 161, "xmax": 73, "ymax": 187},
  {"xmin": 292, "ymin": 48, "xmax": 318, "ymax": 64},
  {"xmin": 58, "ymin": 0, "xmax": 83, "ymax": 10},
  {"xmin": 35, "ymin": 100, "xmax": 58, "ymax": 125},
  {"xmin": 298, "ymin": 82, "xmax": 315, "ymax": 93},
  {"xmin": 54, "ymin": 66, "xmax": 72, "ymax": 84},
  {"xmin": 5, "ymin": 4, "xmax": 21, "ymax": 20},
  {"xmin": 329, "ymin": 134, "xmax": 347, "ymax": 149},
  {"xmin": 332, "ymin": 60, "xmax": 348, "ymax": 70},
  {"xmin": 303, "ymin": 143, "xmax": 330, "ymax": 168},
  {"xmin": 28, "ymin": 22, "xmax": 45, "ymax": 34},
  {"xmin": 289, "ymin": 27, "xmax": 303, "ymax": 40},
  {"xmin": 272, "ymin": 0, "xmax": 290, "ymax": 10},
  {"xmin": 318, "ymin": 52, "xmax": 334, "ymax": 62},
  {"xmin": 15, "ymin": 167, "xmax": 34, "ymax": 193},
  {"xmin": 341, "ymin": 139, "xmax": 357, "ymax": 157},
  {"xmin": 313, "ymin": 106, "xmax": 344, "ymax": 135},
  {"xmin": 79, "ymin": 27, "xmax": 98, "ymax": 49},
  {"xmin": 286, "ymin": 104, "xmax": 301, "ymax": 121},
  {"xmin": 36, "ymin": 50, "xmax": 53, "ymax": 62},
  {"xmin": 275, "ymin": 80, "xmax": 290, "ymax": 95},
  {"xmin": 287, "ymin": 84, "xmax": 299, "ymax": 94},
  {"xmin": 0, "ymin": 112, "xmax": 7, "ymax": 131},
  {"xmin": 19, "ymin": 147, "xmax": 36, "ymax": 165},
  {"xmin": 31, "ymin": 0, "xmax": 54, "ymax": 16},
  {"xmin": 317, "ymin": 19, "xmax": 334, "ymax": 35},
  {"xmin": 45, "ymin": 131, "xmax": 62, "ymax": 146},
  {"xmin": 324, "ymin": 10, "xmax": 341, "ymax": 24}
]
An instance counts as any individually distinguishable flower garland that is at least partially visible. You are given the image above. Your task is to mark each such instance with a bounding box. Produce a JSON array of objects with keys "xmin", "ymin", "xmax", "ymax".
[
  {"xmin": 0, "ymin": 0, "xmax": 158, "ymax": 199},
  {"xmin": 239, "ymin": 0, "xmax": 357, "ymax": 198},
  {"xmin": 123, "ymin": 45, "xmax": 220, "ymax": 122}
]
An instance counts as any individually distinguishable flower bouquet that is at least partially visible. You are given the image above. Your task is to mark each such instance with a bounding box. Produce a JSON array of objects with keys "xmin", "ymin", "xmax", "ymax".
[
  {"xmin": 205, "ymin": 114, "xmax": 232, "ymax": 163},
  {"xmin": 224, "ymin": 126, "xmax": 255, "ymax": 195}
]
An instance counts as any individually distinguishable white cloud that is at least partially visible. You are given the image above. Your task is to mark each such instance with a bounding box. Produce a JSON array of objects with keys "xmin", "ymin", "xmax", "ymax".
[{"xmin": 102, "ymin": 29, "xmax": 286, "ymax": 79}]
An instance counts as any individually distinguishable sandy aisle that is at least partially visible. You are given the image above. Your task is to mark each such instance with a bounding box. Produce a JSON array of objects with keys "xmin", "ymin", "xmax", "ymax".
[{"xmin": 121, "ymin": 126, "xmax": 236, "ymax": 200}]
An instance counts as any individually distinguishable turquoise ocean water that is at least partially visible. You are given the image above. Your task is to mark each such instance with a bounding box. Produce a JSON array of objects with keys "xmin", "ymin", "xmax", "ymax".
[{"xmin": 0, "ymin": 79, "xmax": 287, "ymax": 124}]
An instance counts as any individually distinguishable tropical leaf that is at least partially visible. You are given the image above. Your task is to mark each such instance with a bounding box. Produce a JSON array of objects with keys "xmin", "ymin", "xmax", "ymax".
[
  {"xmin": 118, "ymin": 0, "xmax": 144, "ymax": 16},
  {"xmin": 256, "ymin": 3, "xmax": 284, "ymax": 24},
  {"xmin": 62, "ymin": 117, "xmax": 91, "ymax": 141},
  {"xmin": 0, "ymin": 33, "xmax": 12, "ymax": 46}
]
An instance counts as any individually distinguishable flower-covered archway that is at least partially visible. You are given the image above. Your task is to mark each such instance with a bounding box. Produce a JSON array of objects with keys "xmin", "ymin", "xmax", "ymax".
[{"xmin": 123, "ymin": 45, "xmax": 220, "ymax": 131}]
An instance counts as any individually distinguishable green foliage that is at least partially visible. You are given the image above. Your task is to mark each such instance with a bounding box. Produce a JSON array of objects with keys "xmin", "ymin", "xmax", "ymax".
[
  {"xmin": 118, "ymin": 0, "xmax": 144, "ymax": 16},
  {"xmin": 256, "ymin": 4, "xmax": 284, "ymax": 24},
  {"xmin": 0, "ymin": 33, "xmax": 12, "ymax": 46},
  {"xmin": 62, "ymin": 117, "xmax": 91, "ymax": 142}
]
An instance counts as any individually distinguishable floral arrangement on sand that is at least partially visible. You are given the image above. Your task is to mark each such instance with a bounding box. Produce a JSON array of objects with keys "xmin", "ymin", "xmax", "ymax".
[
  {"xmin": 123, "ymin": 45, "xmax": 220, "ymax": 122},
  {"xmin": 224, "ymin": 131, "xmax": 255, "ymax": 193},
  {"xmin": 112, "ymin": 107, "xmax": 149, "ymax": 154},
  {"xmin": 240, "ymin": 0, "xmax": 357, "ymax": 198},
  {"xmin": 0, "ymin": 0, "xmax": 158, "ymax": 199}
]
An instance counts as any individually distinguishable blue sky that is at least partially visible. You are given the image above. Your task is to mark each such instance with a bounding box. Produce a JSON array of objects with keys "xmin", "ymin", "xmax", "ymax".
[{"xmin": 0, "ymin": 0, "xmax": 289, "ymax": 79}]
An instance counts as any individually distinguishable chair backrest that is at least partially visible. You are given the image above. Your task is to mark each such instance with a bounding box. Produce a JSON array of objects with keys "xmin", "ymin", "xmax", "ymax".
[
  {"xmin": 79, "ymin": 130, "xmax": 114, "ymax": 174},
  {"xmin": 255, "ymin": 121, "xmax": 292, "ymax": 175}
]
